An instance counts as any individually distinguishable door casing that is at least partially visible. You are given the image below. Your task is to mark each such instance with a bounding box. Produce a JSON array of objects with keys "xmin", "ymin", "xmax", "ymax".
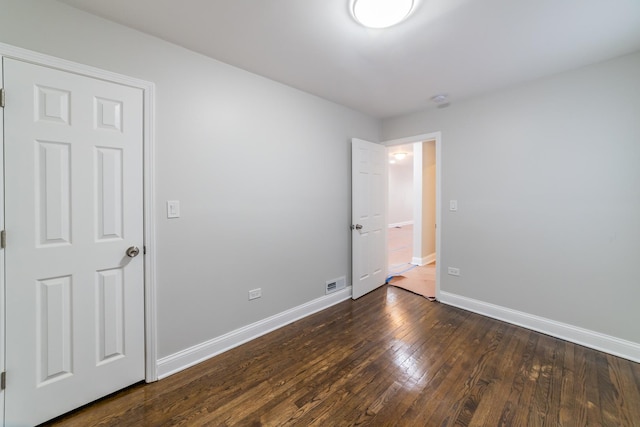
[
  {"xmin": 0, "ymin": 43, "xmax": 158, "ymax": 403},
  {"xmin": 383, "ymin": 132, "xmax": 442, "ymax": 300}
]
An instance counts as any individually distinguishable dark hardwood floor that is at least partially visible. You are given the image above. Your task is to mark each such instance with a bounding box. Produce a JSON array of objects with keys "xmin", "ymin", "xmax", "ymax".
[{"xmin": 44, "ymin": 285, "xmax": 640, "ymax": 426}]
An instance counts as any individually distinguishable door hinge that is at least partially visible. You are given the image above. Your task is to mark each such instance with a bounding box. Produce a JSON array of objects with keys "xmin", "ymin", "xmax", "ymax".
[
  {"xmin": 1, "ymin": 371, "xmax": 5, "ymax": 390},
  {"xmin": 0, "ymin": 88, "xmax": 5, "ymax": 108},
  {"xmin": 1, "ymin": 230, "xmax": 6, "ymax": 249}
]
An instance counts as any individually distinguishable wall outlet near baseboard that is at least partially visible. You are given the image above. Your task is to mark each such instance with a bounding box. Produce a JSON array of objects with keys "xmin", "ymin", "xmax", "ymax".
[
  {"xmin": 248, "ymin": 288, "xmax": 262, "ymax": 300},
  {"xmin": 447, "ymin": 267, "xmax": 461, "ymax": 276}
]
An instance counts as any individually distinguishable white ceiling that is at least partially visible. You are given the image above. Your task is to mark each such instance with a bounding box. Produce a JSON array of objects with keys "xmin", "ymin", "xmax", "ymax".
[{"xmin": 57, "ymin": 0, "xmax": 640, "ymax": 119}]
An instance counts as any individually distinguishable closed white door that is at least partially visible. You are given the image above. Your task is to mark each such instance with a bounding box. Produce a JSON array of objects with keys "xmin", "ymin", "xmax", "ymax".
[
  {"xmin": 351, "ymin": 138, "xmax": 387, "ymax": 299},
  {"xmin": 3, "ymin": 58, "xmax": 145, "ymax": 426}
]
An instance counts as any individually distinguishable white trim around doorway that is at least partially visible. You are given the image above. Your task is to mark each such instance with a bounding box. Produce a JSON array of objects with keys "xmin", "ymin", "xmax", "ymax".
[{"xmin": 383, "ymin": 132, "xmax": 442, "ymax": 300}]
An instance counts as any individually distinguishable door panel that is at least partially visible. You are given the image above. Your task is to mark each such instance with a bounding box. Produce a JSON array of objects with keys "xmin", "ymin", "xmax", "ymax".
[
  {"xmin": 37, "ymin": 141, "xmax": 72, "ymax": 246},
  {"xmin": 37, "ymin": 275, "xmax": 73, "ymax": 385},
  {"xmin": 3, "ymin": 57, "xmax": 145, "ymax": 426},
  {"xmin": 96, "ymin": 147, "xmax": 125, "ymax": 240},
  {"xmin": 96, "ymin": 267, "xmax": 126, "ymax": 364},
  {"xmin": 351, "ymin": 138, "xmax": 387, "ymax": 299}
]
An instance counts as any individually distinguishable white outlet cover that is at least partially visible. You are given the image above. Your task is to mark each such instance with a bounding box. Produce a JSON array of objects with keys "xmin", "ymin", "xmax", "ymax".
[
  {"xmin": 447, "ymin": 267, "xmax": 461, "ymax": 276},
  {"xmin": 249, "ymin": 288, "xmax": 262, "ymax": 300}
]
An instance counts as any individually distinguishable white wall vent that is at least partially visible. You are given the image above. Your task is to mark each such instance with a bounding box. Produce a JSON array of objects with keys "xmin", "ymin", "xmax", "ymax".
[{"xmin": 326, "ymin": 276, "xmax": 346, "ymax": 294}]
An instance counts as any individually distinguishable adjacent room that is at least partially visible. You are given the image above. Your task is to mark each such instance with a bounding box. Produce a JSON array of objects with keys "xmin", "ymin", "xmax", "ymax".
[
  {"xmin": 0, "ymin": 0, "xmax": 639, "ymax": 425},
  {"xmin": 387, "ymin": 141, "xmax": 437, "ymax": 299}
]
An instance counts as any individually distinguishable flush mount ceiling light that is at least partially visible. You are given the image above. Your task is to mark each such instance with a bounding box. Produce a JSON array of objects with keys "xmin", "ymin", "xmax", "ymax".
[
  {"xmin": 393, "ymin": 152, "xmax": 408, "ymax": 160},
  {"xmin": 352, "ymin": 0, "xmax": 414, "ymax": 29}
]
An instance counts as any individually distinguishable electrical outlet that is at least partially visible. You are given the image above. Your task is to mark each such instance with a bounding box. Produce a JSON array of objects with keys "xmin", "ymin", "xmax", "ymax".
[
  {"xmin": 447, "ymin": 267, "xmax": 461, "ymax": 276},
  {"xmin": 248, "ymin": 288, "xmax": 262, "ymax": 300}
]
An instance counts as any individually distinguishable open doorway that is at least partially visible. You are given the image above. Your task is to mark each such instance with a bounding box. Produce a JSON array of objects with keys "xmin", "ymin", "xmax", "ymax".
[{"xmin": 386, "ymin": 138, "xmax": 438, "ymax": 300}]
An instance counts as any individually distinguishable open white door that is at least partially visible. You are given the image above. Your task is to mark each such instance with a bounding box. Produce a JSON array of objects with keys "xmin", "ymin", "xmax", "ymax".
[
  {"xmin": 351, "ymin": 138, "xmax": 387, "ymax": 299},
  {"xmin": 3, "ymin": 57, "xmax": 145, "ymax": 426}
]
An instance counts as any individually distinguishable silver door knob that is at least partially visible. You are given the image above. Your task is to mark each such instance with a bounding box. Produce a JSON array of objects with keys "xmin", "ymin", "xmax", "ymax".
[
  {"xmin": 351, "ymin": 224, "xmax": 363, "ymax": 230},
  {"xmin": 126, "ymin": 246, "xmax": 140, "ymax": 258}
]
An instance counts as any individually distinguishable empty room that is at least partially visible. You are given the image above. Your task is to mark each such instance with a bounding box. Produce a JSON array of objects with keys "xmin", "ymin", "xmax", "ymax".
[{"xmin": 0, "ymin": 0, "xmax": 639, "ymax": 425}]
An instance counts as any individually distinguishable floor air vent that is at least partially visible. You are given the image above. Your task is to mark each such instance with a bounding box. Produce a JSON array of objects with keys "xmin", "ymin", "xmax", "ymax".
[{"xmin": 326, "ymin": 276, "xmax": 346, "ymax": 294}]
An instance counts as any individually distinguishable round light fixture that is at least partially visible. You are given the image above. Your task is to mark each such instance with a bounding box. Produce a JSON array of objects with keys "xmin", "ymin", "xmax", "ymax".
[
  {"xmin": 352, "ymin": 0, "xmax": 414, "ymax": 29},
  {"xmin": 393, "ymin": 152, "xmax": 408, "ymax": 160}
]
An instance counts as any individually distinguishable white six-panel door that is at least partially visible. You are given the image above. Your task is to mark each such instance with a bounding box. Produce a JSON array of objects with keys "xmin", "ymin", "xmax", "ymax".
[
  {"xmin": 3, "ymin": 57, "xmax": 145, "ymax": 426},
  {"xmin": 351, "ymin": 138, "xmax": 387, "ymax": 299}
]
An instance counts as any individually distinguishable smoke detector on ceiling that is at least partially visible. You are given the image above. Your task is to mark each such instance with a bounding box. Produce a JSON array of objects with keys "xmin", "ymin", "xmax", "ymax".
[
  {"xmin": 431, "ymin": 94, "xmax": 450, "ymax": 108},
  {"xmin": 431, "ymin": 94, "xmax": 448, "ymax": 104}
]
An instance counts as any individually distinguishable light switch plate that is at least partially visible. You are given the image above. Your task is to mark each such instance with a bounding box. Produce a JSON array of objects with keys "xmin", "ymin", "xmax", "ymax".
[
  {"xmin": 449, "ymin": 200, "xmax": 458, "ymax": 211},
  {"xmin": 167, "ymin": 200, "xmax": 180, "ymax": 218}
]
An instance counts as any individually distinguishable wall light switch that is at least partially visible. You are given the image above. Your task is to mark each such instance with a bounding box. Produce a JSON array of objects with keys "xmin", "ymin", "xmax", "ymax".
[
  {"xmin": 449, "ymin": 200, "xmax": 458, "ymax": 211},
  {"xmin": 167, "ymin": 200, "xmax": 180, "ymax": 218}
]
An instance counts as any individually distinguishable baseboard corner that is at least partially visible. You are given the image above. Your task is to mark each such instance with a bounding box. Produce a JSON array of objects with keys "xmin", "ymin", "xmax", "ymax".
[
  {"xmin": 439, "ymin": 291, "xmax": 640, "ymax": 363},
  {"xmin": 388, "ymin": 221, "xmax": 414, "ymax": 228},
  {"xmin": 411, "ymin": 252, "xmax": 435, "ymax": 266}
]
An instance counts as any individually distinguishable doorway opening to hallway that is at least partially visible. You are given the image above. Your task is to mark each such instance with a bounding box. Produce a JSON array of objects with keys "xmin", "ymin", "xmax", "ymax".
[{"xmin": 386, "ymin": 140, "xmax": 437, "ymax": 300}]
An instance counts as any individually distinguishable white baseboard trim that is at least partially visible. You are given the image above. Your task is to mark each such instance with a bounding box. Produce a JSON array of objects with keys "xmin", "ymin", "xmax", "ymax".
[
  {"xmin": 411, "ymin": 253, "xmax": 436, "ymax": 266},
  {"xmin": 388, "ymin": 221, "xmax": 413, "ymax": 228},
  {"xmin": 157, "ymin": 286, "xmax": 353, "ymax": 379},
  {"xmin": 439, "ymin": 291, "xmax": 640, "ymax": 363}
]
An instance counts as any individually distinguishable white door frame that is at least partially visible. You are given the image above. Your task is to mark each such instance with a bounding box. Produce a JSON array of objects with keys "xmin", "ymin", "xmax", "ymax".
[
  {"xmin": 0, "ymin": 43, "xmax": 158, "ymax": 384},
  {"xmin": 383, "ymin": 132, "xmax": 442, "ymax": 300}
]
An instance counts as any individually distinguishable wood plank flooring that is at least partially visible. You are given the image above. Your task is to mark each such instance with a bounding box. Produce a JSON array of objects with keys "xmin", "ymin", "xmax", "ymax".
[
  {"xmin": 388, "ymin": 225, "xmax": 436, "ymax": 298},
  {"xmin": 44, "ymin": 285, "xmax": 640, "ymax": 426}
]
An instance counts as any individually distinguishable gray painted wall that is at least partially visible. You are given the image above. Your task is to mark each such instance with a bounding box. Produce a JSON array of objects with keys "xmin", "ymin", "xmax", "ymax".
[
  {"xmin": 383, "ymin": 52, "xmax": 640, "ymax": 344},
  {"xmin": 0, "ymin": 0, "xmax": 380, "ymax": 358}
]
